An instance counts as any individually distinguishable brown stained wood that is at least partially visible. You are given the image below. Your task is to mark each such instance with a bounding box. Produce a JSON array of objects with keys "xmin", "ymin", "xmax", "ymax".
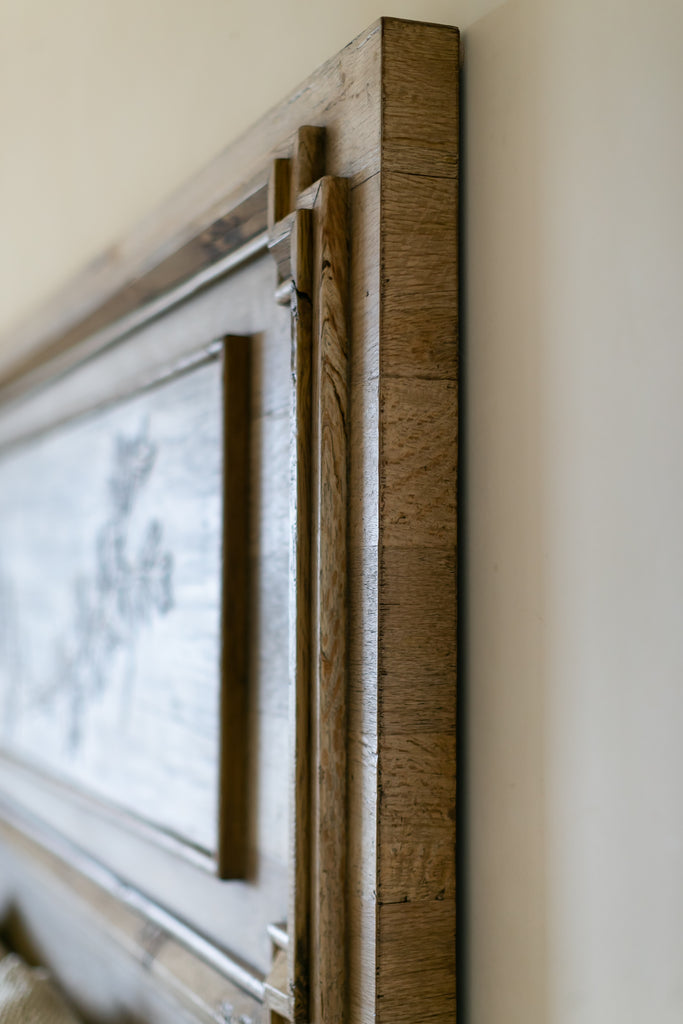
[
  {"xmin": 269, "ymin": 128, "xmax": 324, "ymax": 296},
  {"xmin": 381, "ymin": 172, "xmax": 458, "ymax": 381},
  {"xmin": 295, "ymin": 180, "xmax": 320, "ymax": 213},
  {"xmin": 218, "ymin": 336, "xmax": 251, "ymax": 879},
  {"xmin": 377, "ymin": 900, "xmax": 456, "ymax": 1023},
  {"xmin": 287, "ymin": 209, "xmax": 313, "ymax": 1024},
  {"xmin": 379, "ymin": 548, "xmax": 457, "ymax": 738},
  {"xmin": 345, "ymin": 171, "xmax": 381, "ymax": 1024},
  {"xmin": 381, "ymin": 20, "xmax": 460, "ymax": 179},
  {"xmin": 348, "ymin": 173, "xmax": 380, "ymax": 552},
  {"xmin": 269, "ymin": 212, "xmax": 298, "ymax": 288},
  {"xmin": 269, "ymin": 160, "xmax": 293, "ymax": 232},
  {"xmin": 376, "ymin": 19, "xmax": 459, "ymax": 1024},
  {"xmin": 0, "ymin": 19, "xmax": 460, "ymax": 1024},
  {"xmin": 380, "ymin": 378, "xmax": 457, "ymax": 549},
  {"xmin": 312, "ymin": 176, "xmax": 350, "ymax": 1024},
  {"xmin": 291, "ymin": 127, "xmax": 326, "ymax": 203},
  {"xmin": 378, "ymin": 731, "xmax": 455, "ymax": 904},
  {"xmin": 269, "ymin": 127, "xmax": 325, "ymax": 237}
]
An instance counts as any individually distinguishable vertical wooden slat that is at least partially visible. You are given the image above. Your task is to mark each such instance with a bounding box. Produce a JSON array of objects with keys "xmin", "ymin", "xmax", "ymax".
[
  {"xmin": 288, "ymin": 208, "xmax": 313, "ymax": 1023},
  {"xmin": 269, "ymin": 158, "xmax": 293, "ymax": 231},
  {"xmin": 217, "ymin": 335, "xmax": 251, "ymax": 879},
  {"xmin": 376, "ymin": 19, "xmax": 459, "ymax": 1024},
  {"xmin": 291, "ymin": 127, "xmax": 326, "ymax": 204},
  {"xmin": 311, "ymin": 176, "xmax": 350, "ymax": 1024}
]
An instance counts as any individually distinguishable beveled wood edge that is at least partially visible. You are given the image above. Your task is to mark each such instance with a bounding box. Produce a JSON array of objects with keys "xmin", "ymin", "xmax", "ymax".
[
  {"xmin": 375, "ymin": 18, "xmax": 459, "ymax": 1024},
  {"xmin": 285, "ymin": 208, "xmax": 313, "ymax": 1023},
  {"xmin": 0, "ymin": 17, "xmax": 461, "ymax": 1022},
  {"xmin": 266, "ymin": 143, "xmax": 351, "ymax": 1022},
  {"xmin": 311, "ymin": 175, "xmax": 350, "ymax": 1024}
]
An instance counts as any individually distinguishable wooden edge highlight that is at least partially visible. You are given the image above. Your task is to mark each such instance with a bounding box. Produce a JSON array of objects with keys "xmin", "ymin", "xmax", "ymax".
[
  {"xmin": 288, "ymin": 208, "xmax": 313, "ymax": 1023},
  {"xmin": 291, "ymin": 127, "xmax": 326, "ymax": 206},
  {"xmin": 312, "ymin": 176, "xmax": 350, "ymax": 1024}
]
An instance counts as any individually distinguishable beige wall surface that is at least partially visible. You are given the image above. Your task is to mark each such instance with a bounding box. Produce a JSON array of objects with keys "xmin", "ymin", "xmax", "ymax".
[
  {"xmin": 462, "ymin": 1, "xmax": 683, "ymax": 1022},
  {"xmin": 0, "ymin": 0, "xmax": 477, "ymax": 339},
  {"xmin": 2, "ymin": 1, "xmax": 683, "ymax": 1022}
]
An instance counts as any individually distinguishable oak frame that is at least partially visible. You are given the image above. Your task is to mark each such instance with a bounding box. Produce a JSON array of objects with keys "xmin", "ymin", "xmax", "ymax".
[{"xmin": 0, "ymin": 18, "xmax": 459, "ymax": 1024}]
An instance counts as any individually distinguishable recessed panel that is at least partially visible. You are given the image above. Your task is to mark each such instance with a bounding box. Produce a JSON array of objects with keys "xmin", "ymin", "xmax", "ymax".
[{"xmin": 0, "ymin": 358, "xmax": 223, "ymax": 854}]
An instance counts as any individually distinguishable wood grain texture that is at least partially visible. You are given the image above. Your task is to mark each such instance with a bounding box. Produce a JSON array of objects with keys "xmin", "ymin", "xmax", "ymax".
[
  {"xmin": 218, "ymin": 337, "xmax": 251, "ymax": 879},
  {"xmin": 0, "ymin": 19, "xmax": 460, "ymax": 1024},
  {"xmin": 378, "ymin": 730, "xmax": 455, "ymax": 903},
  {"xmin": 381, "ymin": 19, "xmax": 460, "ymax": 179},
  {"xmin": 377, "ymin": 900, "xmax": 456, "ymax": 1023},
  {"xmin": 380, "ymin": 379, "xmax": 458, "ymax": 548},
  {"xmin": 0, "ymin": 189, "xmax": 270, "ymax": 401},
  {"xmin": 268, "ymin": 212, "xmax": 297, "ymax": 289},
  {"xmin": 345, "ymin": 170, "xmax": 380, "ymax": 1024},
  {"xmin": 311, "ymin": 176, "xmax": 350, "ymax": 1024},
  {"xmin": 380, "ymin": 172, "xmax": 458, "ymax": 381},
  {"xmin": 291, "ymin": 127, "xmax": 326, "ymax": 204},
  {"xmin": 269, "ymin": 160, "xmax": 293, "ymax": 233},
  {"xmin": 376, "ymin": 19, "xmax": 459, "ymax": 1024},
  {"xmin": 286, "ymin": 209, "xmax": 313, "ymax": 1023},
  {"xmin": 379, "ymin": 548, "xmax": 457, "ymax": 738}
]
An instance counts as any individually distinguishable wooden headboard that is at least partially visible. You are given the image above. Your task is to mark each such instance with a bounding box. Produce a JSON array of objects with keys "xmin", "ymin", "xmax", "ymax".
[{"xmin": 0, "ymin": 18, "xmax": 459, "ymax": 1024}]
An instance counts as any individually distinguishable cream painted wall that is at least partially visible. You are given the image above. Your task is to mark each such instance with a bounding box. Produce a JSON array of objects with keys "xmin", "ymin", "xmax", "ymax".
[
  {"xmin": 2, "ymin": 1, "xmax": 683, "ymax": 1022},
  {"xmin": 463, "ymin": 0, "xmax": 683, "ymax": 1022},
  {"xmin": 0, "ymin": 0, "xmax": 488, "ymax": 338}
]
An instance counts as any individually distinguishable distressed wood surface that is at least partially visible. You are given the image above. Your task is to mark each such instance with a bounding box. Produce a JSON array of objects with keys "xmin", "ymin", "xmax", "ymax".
[
  {"xmin": 346, "ymin": 170, "xmax": 381, "ymax": 1024},
  {"xmin": 0, "ymin": 18, "xmax": 459, "ymax": 1024},
  {"xmin": 311, "ymin": 176, "xmax": 350, "ymax": 1024},
  {"xmin": 0, "ymin": 358, "xmax": 226, "ymax": 856},
  {"xmin": 285, "ymin": 209, "xmax": 313, "ymax": 1023},
  {"xmin": 268, "ymin": 161, "xmax": 292, "ymax": 233},
  {"xmin": 291, "ymin": 128, "xmax": 326, "ymax": 207},
  {"xmin": 376, "ymin": 19, "xmax": 459, "ymax": 1024}
]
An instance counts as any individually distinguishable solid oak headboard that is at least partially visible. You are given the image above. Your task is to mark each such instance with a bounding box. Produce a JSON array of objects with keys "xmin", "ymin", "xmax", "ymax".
[{"xmin": 0, "ymin": 18, "xmax": 459, "ymax": 1024}]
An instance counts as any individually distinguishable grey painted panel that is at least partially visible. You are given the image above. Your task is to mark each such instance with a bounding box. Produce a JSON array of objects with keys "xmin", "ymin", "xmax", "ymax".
[{"xmin": 0, "ymin": 358, "xmax": 223, "ymax": 854}]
